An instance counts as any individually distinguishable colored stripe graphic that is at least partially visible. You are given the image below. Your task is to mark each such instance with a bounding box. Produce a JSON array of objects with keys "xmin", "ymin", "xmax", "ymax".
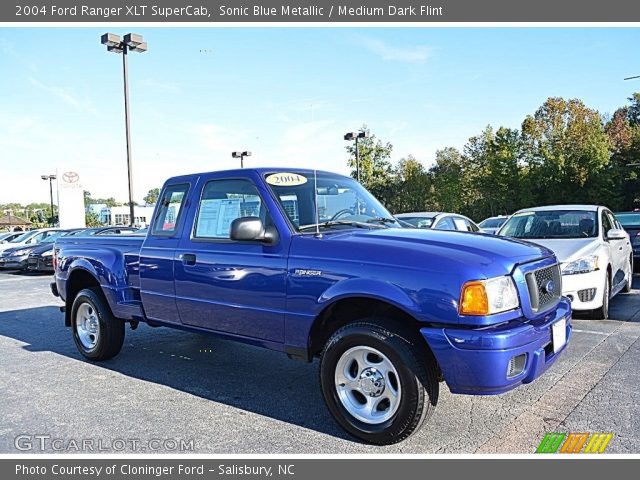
[
  {"xmin": 560, "ymin": 433, "xmax": 589, "ymax": 453},
  {"xmin": 536, "ymin": 433, "xmax": 566, "ymax": 453},
  {"xmin": 584, "ymin": 433, "xmax": 613, "ymax": 453}
]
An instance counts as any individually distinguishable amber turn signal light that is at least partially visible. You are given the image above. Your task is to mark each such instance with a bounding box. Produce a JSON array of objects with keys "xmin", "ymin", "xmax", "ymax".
[{"xmin": 460, "ymin": 281, "xmax": 489, "ymax": 315}]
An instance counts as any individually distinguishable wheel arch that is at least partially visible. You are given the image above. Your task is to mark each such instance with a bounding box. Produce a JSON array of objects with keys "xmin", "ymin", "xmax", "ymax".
[
  {"xmin": 64, "ymin": 268, "xmax": 102, "ymax": 327},
  {"xmin": 308, "ymin": 294, "xmax": 441, "ymax": 379}
]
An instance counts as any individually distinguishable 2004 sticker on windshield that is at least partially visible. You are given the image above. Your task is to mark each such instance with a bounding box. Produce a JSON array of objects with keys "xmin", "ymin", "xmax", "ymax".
[{"xmin": 266, "ymin": 172, "xmax": 308, "ymax": 186}]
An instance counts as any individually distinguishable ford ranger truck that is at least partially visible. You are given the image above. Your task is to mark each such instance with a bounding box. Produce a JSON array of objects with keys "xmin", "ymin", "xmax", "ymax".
[{"xmin": 52, "ymin": 168, "xmax": 571, "ymax": 445}]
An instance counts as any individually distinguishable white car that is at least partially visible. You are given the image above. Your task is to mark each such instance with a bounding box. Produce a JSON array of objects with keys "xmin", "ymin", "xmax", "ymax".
[
  {"xmin": 478, "ymin": 215, "xmax": 509, "ymax": 234},
  {"xmin": 0, "ymin": 228, "xmax": 62, "ymax": 253},
  {"xmin": 498, "ymin": 205, "xmax": 633, "ymax": 319},
  {"xmin": 395, "ymin": 212, "xmax": 482, "ymax": 232}
]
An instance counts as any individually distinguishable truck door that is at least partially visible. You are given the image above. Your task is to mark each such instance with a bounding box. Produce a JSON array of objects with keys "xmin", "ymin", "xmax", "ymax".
[
  {"xmin": 174, "ymin": 177, "xmax": 287, "ymax": 343},
  {"xmin": 139, "ymin": 182, "xmax": 191, "ymax": 325}
]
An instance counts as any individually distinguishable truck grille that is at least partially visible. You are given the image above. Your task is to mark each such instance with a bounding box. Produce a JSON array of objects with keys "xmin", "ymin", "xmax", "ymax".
[{"xmin": 525, "ymin": 264, "xmax": 561, "ymax": 312}]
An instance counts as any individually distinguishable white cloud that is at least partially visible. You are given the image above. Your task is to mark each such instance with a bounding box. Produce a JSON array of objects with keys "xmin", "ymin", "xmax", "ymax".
[
  {"xmin": 28, "ymin": 77, "xmax": 97, "ymax": 114},
  {"xmin": 354, "ymin": 35, "xmax": 432, "ymax": 64}
]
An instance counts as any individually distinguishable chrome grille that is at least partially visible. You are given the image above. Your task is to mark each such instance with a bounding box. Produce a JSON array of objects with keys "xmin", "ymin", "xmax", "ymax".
[{"xmin": 526, "ymin": 264, "xmax": 562, "ymax": 312}]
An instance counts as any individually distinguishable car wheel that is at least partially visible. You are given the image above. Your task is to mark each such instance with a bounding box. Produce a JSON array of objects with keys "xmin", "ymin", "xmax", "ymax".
[
  {"xmin": 319, "ymin": 319, "xmax": 439, "ymax": 445},
  {"xmin": 71, "ymin": 288, "xmax": 125, "ymax": 361},
  {"xmin": 623, "ymin": 256, "xmax": 633, "ymax": 293},
  {"xmin": 592, "ymin": 274, "xmax": 610, "ymax": 320}
]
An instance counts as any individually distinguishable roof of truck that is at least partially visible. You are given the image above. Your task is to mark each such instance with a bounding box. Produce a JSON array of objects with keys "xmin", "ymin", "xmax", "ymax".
[{"xmin": 166, "ymin": 168, "xmax": 350, "ymax": 183}]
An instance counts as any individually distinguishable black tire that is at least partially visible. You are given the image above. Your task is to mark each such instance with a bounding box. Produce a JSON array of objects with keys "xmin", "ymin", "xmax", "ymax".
[
  {"xmin": 71, "ymin": 288, "xmax": 125, "ymax": 361},
  {"xmin": 592, "ymin": 273, "xmax": 610, "ymax": 320},
  {"xmin": 319, "ymin": 319, "xmax": 439, "ymax": 445},
  {"xmin": 623, "ymin": 256, "xmax": 633, "ymax": 293}
]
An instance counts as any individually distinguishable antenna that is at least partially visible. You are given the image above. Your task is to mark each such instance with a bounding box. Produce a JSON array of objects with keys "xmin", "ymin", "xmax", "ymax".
[
  {"xmin": 314, "ymin": 169, "xmax": 322, "ymax": 238},
  {"xmin": 624, "ymin": 75, "xmax": 640, "ymax": 81}
]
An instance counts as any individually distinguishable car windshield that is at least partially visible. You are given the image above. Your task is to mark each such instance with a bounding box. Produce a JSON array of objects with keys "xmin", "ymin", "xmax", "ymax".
[
  {"xmin": 616, "ymin": 213, "xmax": 640, "ymax": 227},
  {"xmin": 9, "ymin": 231, "xmax": 36, "ymax": 243},
  {"xmin": 499, "ymin": 210, "xmax": 598, "ymax": 239},
  {"xmin": 479, "ymin": 217, "xmax": 506, "ymax": 228},
  {"xmin": 396, "ymin": 216, "xmax": 435, "ymax": 228},
  {"xmin": 265, "ymin": 171, "xmax": 399, "ymax": 231},
  {"xmin": 41, "ymin": 232, "xmax": 65, "ymax": 243}
]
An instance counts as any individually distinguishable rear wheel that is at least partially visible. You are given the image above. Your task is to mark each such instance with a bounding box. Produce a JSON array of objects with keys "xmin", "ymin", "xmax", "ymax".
[
  {"xmin": 592, "ymin": 274, "xmax": 610, "ymax": 320},
  {"xmin": 319, "ymin": 319, "xmax": 439, "ymax": 445},
  {"xmin": 71, "ymin": 288, "xmax": 124, "ymax": 361}
]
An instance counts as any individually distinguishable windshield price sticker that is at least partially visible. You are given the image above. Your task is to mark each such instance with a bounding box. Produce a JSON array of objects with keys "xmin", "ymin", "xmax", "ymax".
[{"xmin": 266, "ymin": 172, "xmax": 308, "ymax": 186}]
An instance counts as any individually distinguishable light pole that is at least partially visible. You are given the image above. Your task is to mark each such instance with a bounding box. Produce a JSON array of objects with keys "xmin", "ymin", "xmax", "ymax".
[
  {"xmin": 101, "ymin": 32, "xmax": 148, "ymax": 227},
  {"xmin": 344, "ymin": 131, "xmax": 368, "ymax": 183},
  {"xmin": 41, "ymin": 174, "xmax": 56, "ymax": 225},
  {"xmin": 232, "ymin": 151, "xmax": 252, "ymax": 168}
]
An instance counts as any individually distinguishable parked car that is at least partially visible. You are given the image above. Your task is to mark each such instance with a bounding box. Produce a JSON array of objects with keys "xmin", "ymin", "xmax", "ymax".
[
  {"xmin": 614, "ymin": 211, "xmax": 640, "ymax": 269},
  {"xmin": 52, "ymin": 168, "xmax": 571, "ymax": 445},
  {"xmin": 0, "ymin": 228, "xmax": 61, "ymax": 254},
  {"xmin": 25, "ymin": 229, "xmax": 86, "ymax": 273},
  {"xmin": 478, "ymin": 215, "xmax": 509, "ymax": 235},
  {"xmin": 65, "ymin": 226, "xmax": 140, "ymax": 236},
  {"xmin": 395, "ymin": 212, "xmax": 482, "ymax": 232},
  {"xmin": 0, "ymin": 231, "xmax": 25, "ymax": 244},
  {"xmin": 0, "ymin": 230, "xmax": 78, "ymax": 271},
  {"xmin": 498, "ymin": 205, "xmax": 632, "ymax": 319}
]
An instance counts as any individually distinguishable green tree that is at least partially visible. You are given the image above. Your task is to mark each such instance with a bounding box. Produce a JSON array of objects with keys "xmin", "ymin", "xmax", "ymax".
[
  {"xmin": 143, "ymin": 188, "xmax": 160, "ymax": 205},
  {"xmin": 85, "ymin": 210, "xmax": 102, "ymax": 227},
  {"xmin": 521, "ymin": 97, "xmax": 610, "ymax": 205},
  {"xmin": 345, "ymin": 126, "xmax": 396, "ymax": 206},
  {"xmin": 429, "ymin": 147, "xmax": 466, "ymax": 213},
  {"xmin": 390, "ymin": 156, "xmax": 434, "ymax": 213}
]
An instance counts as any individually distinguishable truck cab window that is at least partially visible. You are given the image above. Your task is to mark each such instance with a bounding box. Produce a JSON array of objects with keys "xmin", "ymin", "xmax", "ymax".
[
  {"xmin": 152, "ymin": 184, "xmax": 189, "ymax": 235},
  {"xmin": 194, "ymin": 179, "xmax": 268, "ymax": 239}
]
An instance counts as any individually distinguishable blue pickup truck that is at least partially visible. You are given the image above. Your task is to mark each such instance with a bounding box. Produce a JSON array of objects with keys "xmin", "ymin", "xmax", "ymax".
[{"xmin": 52, "ymin": 168, "xmax": 571, "ymax": 445}]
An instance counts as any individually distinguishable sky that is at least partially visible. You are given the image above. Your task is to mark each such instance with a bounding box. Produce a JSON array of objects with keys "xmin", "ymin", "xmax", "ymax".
[{"xmin": 0, "ymin": 27, "xmax": 639, "ymax": 205}]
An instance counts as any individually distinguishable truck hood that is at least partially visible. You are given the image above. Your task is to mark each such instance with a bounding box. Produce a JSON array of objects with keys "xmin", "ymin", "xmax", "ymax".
[
  {"xmin": 514, "ymin": 238, "xmax": 599, "ymax": 263},
  {"xmin": 325, "ymin": 228, "xmax": 554, "ymax": 278}
]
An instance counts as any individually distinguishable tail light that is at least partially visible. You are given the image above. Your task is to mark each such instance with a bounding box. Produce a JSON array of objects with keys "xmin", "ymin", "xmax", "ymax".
[{"xmin": 52, "ymin": 248, "xmax": 58, "ymax": 271}]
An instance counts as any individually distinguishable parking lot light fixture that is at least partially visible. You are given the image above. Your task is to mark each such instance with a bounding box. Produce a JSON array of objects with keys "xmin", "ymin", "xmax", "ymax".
[
  {"xmin": 100, "ymin": 32, "xmax": 148, "ymax": 226},
  {"xmin": 344, "ymin": 131, "xmax": 369, "ymax": 183},
  {"xmin": 232, "ymin": 151, "xmax": 252, "ymax": 168},
  {"xmin": 41, "ymin": 174, "xmax": 56, "ymax": 225}
]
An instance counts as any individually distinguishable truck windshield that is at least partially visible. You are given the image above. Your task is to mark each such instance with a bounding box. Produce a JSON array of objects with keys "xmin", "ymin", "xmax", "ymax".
[
  {"xmin": 265, "ymin": 171, "xmax": 399, "ymax": 232},
  {"xmin": 499, "ymin": 210, "xmax": 598, "ymax": 239}
]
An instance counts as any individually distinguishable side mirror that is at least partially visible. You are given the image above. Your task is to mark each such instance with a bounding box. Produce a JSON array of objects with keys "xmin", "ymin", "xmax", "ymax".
[
  {"xmin": 606, "ymin": 228, "xmax": 627, "ymax": 241},
  {"xmin": 230, "ymin": 217, "xmax": 277, "ymax": 244}
]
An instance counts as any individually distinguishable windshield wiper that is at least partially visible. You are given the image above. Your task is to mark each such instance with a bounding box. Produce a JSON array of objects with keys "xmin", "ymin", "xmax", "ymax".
[
  {"xmin": 298, "ymin": 220, "xmax": 385, "ymax": 232},
  {"xmin": 366, "ymin": 217, "xmax": 397, "ymax": 226}
]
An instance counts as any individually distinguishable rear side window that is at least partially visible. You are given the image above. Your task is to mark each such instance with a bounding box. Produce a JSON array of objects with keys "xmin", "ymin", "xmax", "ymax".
[
  {"xmin": 152, "ymin": 184, "xmax": 189, "ymax": 236},
  {"xmin": 434, "ymin": 217, "xmax": 455, "ymax": 230}
]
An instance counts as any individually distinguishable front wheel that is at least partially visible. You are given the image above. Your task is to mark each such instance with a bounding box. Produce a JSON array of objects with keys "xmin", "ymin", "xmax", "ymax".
[
  {"xmin": 623, "ymin": 256, "xmax": 633, "ymax": 293},
  {"xmin": 71, "ymin": 288, "xmax": 125, "ymax": 361},
  {"xmin": 592, "ymin": 274, "xmax": 611, "ymax": 320},
  {"xmin": 319, "ymin": 319, "xmax": 439, "ymax": 445}
]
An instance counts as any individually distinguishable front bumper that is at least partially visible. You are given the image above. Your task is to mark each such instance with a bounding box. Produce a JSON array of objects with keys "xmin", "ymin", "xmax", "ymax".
[
  {"xmin": 0, "ymin": 254, "xmax": 29, "ymax": 270},
  {"xmin": 421, "ymin": 298, "xmax": 572, "ymax": 395},
  {"xmin": 26, "ymin": 255, "xmax": 54, "ymax": 272},
  {"xmin": 561, "ymin": 269, "xmax": 605, "ymax": 311}
]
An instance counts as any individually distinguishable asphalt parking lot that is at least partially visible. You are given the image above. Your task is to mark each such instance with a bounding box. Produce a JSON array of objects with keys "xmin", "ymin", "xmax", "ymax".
[{"xmin": 0, "ymin": 270, "xmax": 638, "ymax": 454}]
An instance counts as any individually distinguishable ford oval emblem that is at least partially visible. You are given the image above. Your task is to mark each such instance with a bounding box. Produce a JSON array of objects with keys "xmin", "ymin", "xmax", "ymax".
[{"xmin": 544, "ymin": 280, "xmax": 556, "ymax": 295}]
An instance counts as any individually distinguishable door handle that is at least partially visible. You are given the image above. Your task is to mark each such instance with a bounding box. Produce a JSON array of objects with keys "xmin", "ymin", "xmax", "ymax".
[{"xmin": 181, "ymin": 253, "xmax": 197, "ymax": 266}]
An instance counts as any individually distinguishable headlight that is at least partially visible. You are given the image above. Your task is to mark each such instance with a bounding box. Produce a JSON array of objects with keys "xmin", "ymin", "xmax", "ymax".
[
  {"xmin": 460, "ymin": 276, "xmax": 520, "ymax": 315},
  {"xmin": 562, "ymin": 255, "xmax": 599, "ymax": 275},
  {"xmin": 42, "ymin": 251, "xmax": 53, "ymax": 257},
  {"xmin": 11, "ymin": 249, "xmax": 30, "ymax": 256}
]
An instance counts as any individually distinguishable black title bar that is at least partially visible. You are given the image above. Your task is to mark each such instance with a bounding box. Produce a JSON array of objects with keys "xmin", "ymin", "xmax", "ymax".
[{"xmin": 3, "ymin": 0, "xmax": 640, "ymax": 23}]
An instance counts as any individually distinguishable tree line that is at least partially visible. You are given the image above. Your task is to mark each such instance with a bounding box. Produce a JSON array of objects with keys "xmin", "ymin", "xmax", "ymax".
[{"xmin": 347, "ymin": 94, "xmax": 640, "ymax": 221}]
